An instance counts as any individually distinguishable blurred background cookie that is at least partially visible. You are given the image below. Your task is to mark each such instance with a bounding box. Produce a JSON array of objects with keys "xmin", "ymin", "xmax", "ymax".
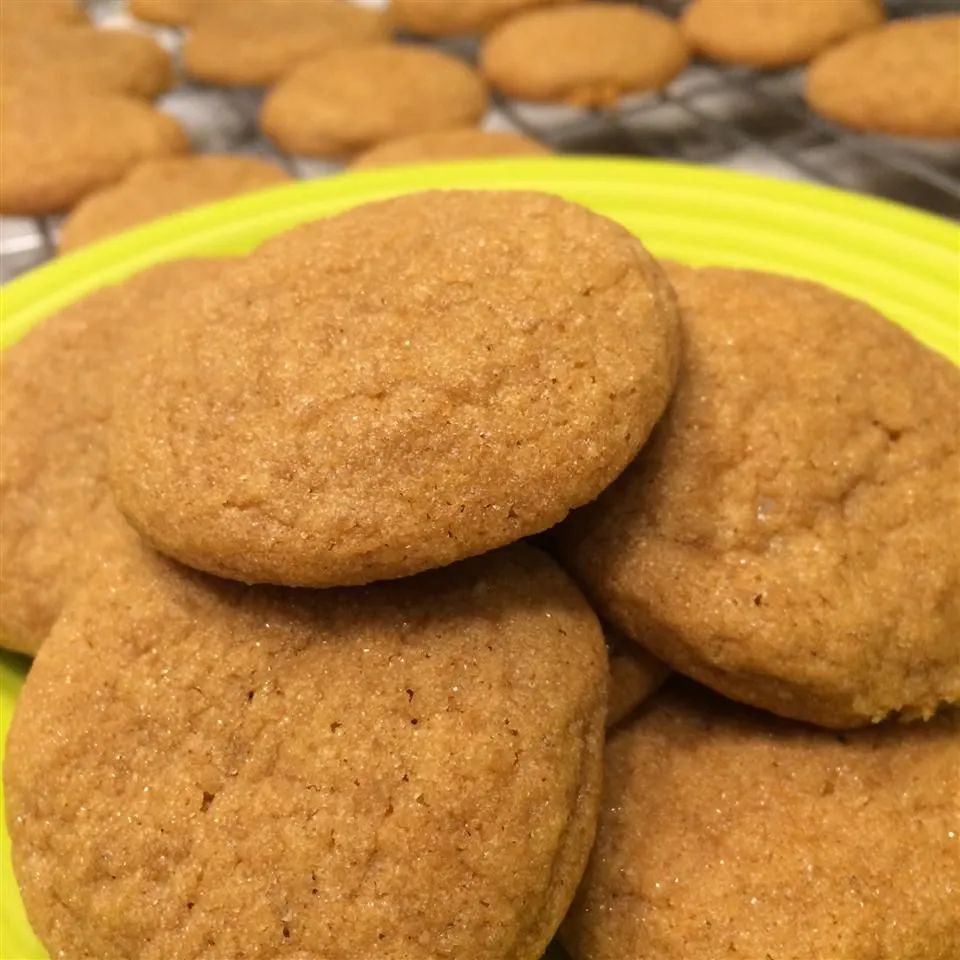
[
  {"xmin": 6, "ymin": 541, "xmax": 608, "ymax": 960},
  {"xmin": 806, "ymin": 14, "xmax": 960, "ymax": 138},
  {"xmin": 0, "ymin": 0, "xmax": 86, "ymax": 32},
  {"xmin": 0, "ymin": 260, "xmax": 224, "ymax": 655},
  {"xmin": 681, "ymin": 0, "xmax": 884, "ymax": 68},
  {"xmin": 59, "ymin": 155, "xmax": 291, "ymax": 251},
  {"xmin": 392, "ymin": 0, "xmax": 569, "ymax": 37},
  {"xmin": 0, "ymin": 88, "xmax": 188, "ymax": 215},
  {"xmin": 554, "ymin": 264, "xmax": 960, "ymax": 729},
  {"xmin": 183, "ymin": 0, "xmax": 390, "ymax": 88},
  {"xmin": 0, "ymin": 26, "xmax": 173, "ymax": 99},
  {"xmin": 262, "ymin": 45, "xmax": 488, "ymax": 159},
  {"xmin": 129, "ymin": 0, "xmax": 219, "ymax": 26},
  {"xmin": 562, "ymin": 682, "xmax": 960, "ymax": 960},
  {"xmin": 109, "ymin": 191, "xmax": 679, "ymax": 587},
  {"xmin": 481, "ymin": 3, "xmax": 689, "ymax": 107},
  {"xmin": 350, "ymin": 127, "xmax": 549, "ymax": 170}
]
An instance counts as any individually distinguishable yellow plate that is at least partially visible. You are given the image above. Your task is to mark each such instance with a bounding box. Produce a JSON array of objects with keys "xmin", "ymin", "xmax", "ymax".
[{"xmin": 1, "ymin": 157, "xmax": 957, "ymax": 960}]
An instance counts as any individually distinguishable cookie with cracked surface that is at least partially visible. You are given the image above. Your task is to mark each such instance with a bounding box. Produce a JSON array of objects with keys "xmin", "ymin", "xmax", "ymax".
[
  {"xmin": 262, "ymin": 45, "xmax": 488, "ymax": 159},
  {"xmin": 480, "ymin": 3, "xmax": 689, "ymax": 107},
  {"xmin": 561, "ymin": 681, "xmax": 960, "ymax": 960},
  {"xmin": 0, "ymin": 88, "xmax": 188, "ymax": 215},
  {"xmin": 0, "ymin": 259, "xmax": 226, "ymax": 655},
  {"xmin": 109, "ymin": 190, "xmax": 680, "ymax": 587},
  {"xmin": 681, "ymin": 0, "xmax": 883, "ymax": 68},
  {"xmin": 0, "ymin": 0, "xmax": 86, "ymax": 31},
  {"xmin": 392, "ymin": 0, "xmax": 569, "ymax": 37},
  {"xmin": 59, "ymin": 155, "xmax": 291, "ymax": 251},
  {"xmin": 1, "ymin": 26, "xmax": 173, "ymax": 99},
  {"xmin": 350, "ymin": 127, "xmax": 549, "ymax": 169},
  {"xmin": 182, "ymin": 0, "xmax": 389, "ymax": 87},
  {"xmin": 553, "ymin": 264, "xmax": 960, "ymax": 728},
  {"xmin": 5, "ymin": 541, "xmax": 608, "ymax": 960},
  {"xmin": 806, "ymin": 15, "xmax": 960, "ymax": 139}
]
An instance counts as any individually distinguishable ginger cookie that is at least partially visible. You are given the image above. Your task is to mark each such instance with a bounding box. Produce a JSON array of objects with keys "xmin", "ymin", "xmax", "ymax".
[
  {"xmin": 350, "ymin": 127, "xmax": 548, "ymax": 170},
  {"xmin": 562, "ymin": 682, "xmax": 960, "ymax": 960},
  {"xmin": 392, "ymin": 0, "xmax": 568, "ymax": 37},
  {"xmin": 1, "ymin": 26, "xmax": 173, "ymax": 99},
  {"xmin": 553, "ymin": 265, "xmax": 960, "ymax": 729},
  {"xmin": 0, "ymin": 259, "xmax": 225, "ymax": 656},
  {"xmin": 481, "ymin": 3, "xmax": 689, "ymax": 107},
  {"xmin": 605, "ymin": 630, "xmax": 668, "ymax": 728},
  {"xmin": 681, "ymin": 0, "xmax": 883, "ymax": 69},
  {"xmin": 59, "ymin": 155, "xmax": 291, "ymax": 252},
  {"xmin": 262, "ymin": 45, "xmax": 488, "ymax": 159},
  {"xmin": 0, "ymin": 88, "xmax": 188, "ymax": 215},
  {"xmin": 109, "ymin": 190, "xmax": 680, "ymax": 588},
  {"xmin": 0, "ymin": 0, "xmax": 85, "ymax": 32},
  {"xmin": 182, "ymin": 0, "xmax": 389, "ymax": 88},
  {"xmin": 806, "ymin": 15, "xmax": 960, "ymax": 139},
  {"xmin": 130, "ymin": 0, "xmax": 216, "ymax": 26},
  {"xmin": 5, "ymin": 542, "xmax": 608, "ymax": 960}
]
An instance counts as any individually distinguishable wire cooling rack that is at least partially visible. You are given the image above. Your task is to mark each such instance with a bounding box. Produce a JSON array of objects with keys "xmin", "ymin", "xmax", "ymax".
[{"xmin": 1, "ymin": 0, "xmax": 958, "ymax": 282}]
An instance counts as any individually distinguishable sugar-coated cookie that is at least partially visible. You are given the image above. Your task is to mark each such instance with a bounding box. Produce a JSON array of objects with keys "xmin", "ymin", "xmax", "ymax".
[
  {"xmin": 5, "ymin": 542, "xmax": 608, "ymax": 960},
  {"xmin": 0, "ymin": 260, "xmax": 225, "ymax": 655},
  {"xmin": 392, "ymin": 0, "xmax": 569, "ymax": 37},
  {"xmin": 183, "ymin": 0, "xmax": 389, "ymax": 87},
  {"xmin": 481, "ymin": 3, "xmax": 689, "ymax": 106},
  {"xmin": 806, "ymin": 15, "xmax": 960, "ymax": 139},
  {"xmin": 554, "ymin": 265, "xmax": 960, "ymax": 728},
  {"xmin": 681, "ymin": 0, "xmax": 883, "ymax": 68},
  {"xmin": 562, "ymin": 682, "xmax": 960, "ymax": 960},
  {"xmin": 1, "ymin": 26, "xmax": 173, "ymax": 99},
  {"xmin": 0, "ymin": 88, "xmax": 188, "ymax": 215},
  {"xmin": 350, "ymin": 127, "xmax": 548, "ymax": 169},
  {"xmin": 109, "ymin": 191, "xmax": 680, "ymax": 587},
  {"xmin": 59, "ymin": 155, "xmax": 291, "ymax": 251},
  {"xmin": 262, "ymin": 45, "xmax": 488, "ymax": 158}
]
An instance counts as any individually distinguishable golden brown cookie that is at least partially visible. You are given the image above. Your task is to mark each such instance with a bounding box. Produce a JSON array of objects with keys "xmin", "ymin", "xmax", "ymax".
[
  {"xmin": 129, "ymin": 0, "xmax": 214, "ymax": 26},
  {"xmin": 0, "ymin": 260, "xmax": 225, "ymax": 656},
  {"xmin": 562, "ymin": 682, "xmax": 960, "ymax": 960},
  {"xmin": 806, "ymin": 15, "xmax": 960, "ymax": 139},
  {"xmin": 59, "ymin": 155, "xmax": 291, "ymax": 251},
  {"xmin": 0, "ymin": 88, "xmax": 189, "ymax": 215},
  {"xmin": 109, "ymin": 190, "xmax": 680, "ymax": 588},
  {"xmin": 392, "ymin": 0, "xmax": 568, "ymax": 37},
  {"xmin": 0, "ymin": 0, "xmax": 86, "ymax": 32},
  {"xmin": 0, "ymin": 26, "xmax": 174, "ymax": 99},
  {"xmin": 681, "ymin": 0, "xmax": 883, "ymax": 68},
  {"xmin": 182, "ymin": 0, "xmax": 389, "ymax": 87},
  {"xmin": 261, "ymin": 45, "xmax": 488, "ymax": 159},
  {"xmin": 350, "ymin": 127, "xmax": 548, "ymax": 169},
  {"xmin": 605, "ymin": 630, "xmax": 668, "ymax": 728},
  {"xmin": 553, "ymin": 265, "xmax": 960, "ymax": 729},
  {"xmin": 481, "ymin": 3, "xmax": 689, "ymax": 107},
  {"xmin": 5, "ymin": 541, "xmax": 608, "ymax": 960}
]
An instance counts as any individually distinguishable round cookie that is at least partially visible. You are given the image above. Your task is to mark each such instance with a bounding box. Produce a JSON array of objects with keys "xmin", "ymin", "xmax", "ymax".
[
  {"xmin": 0, "ymin": 88, "xmax": 188, "ymax": 215},
  {"xmin": 0, "ymin": 0, "xmax": 86, "ymax": 32},
  {"xmin": 130, "ymin": 0, "xmax": 215, "ymax": 26},
  {"xmin": 182, "ymin": 0, "xmax": 389, "ymax": 88},
  {"xmin": 0, "ymin": 260, "xmax": 225, "ymax": 655},
  {"xmin": 681, "ymin": 0, "xmax": 883, "ymax": 69},
  {"xmin": 561, "ymin": 682, "xmax": 960, "ymax": 960},
  {"xmin": 350, "ymin": 127, "xmax": 549, "ymax": 170},
  {"xmin": 481, "ymin": 3, "xmax": 689, "ymax": 107},
  {"xmin": 0, "ymin": 26, "xmax": 174, "ymax": 99},
  {"xmin": 806, "ymin": 15, "xmax": 960, "ymax": 139},
  {"xmin": 392, "ymin": 0, "xmax": 569, "ymax": 37},
  {"xmin": 261, "ymin": 45, "xmax": 488, "ymax": 159},
  {"xmin": 605, "ymin": 630, "xmax": 668, "ymax": 728},
  {"xmin": 59, "ymin": 155, "xmax": 291, "ymax": 252},
  {"xmin": 109, "ymin": 190, "xmax": 680, "ymax": 588},
  {"xmin": 5, "ymin": 541, "xmax": 608, "ymax": 960},
  {"xmin": 553, "ymin": 265, "xmax": 960, "ymax": 729}
]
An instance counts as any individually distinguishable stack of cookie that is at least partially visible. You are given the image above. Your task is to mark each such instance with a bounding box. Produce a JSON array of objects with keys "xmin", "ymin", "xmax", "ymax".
[{"xmin": 2, "ymin": 188, "xmax": 958, "ymax": 958}]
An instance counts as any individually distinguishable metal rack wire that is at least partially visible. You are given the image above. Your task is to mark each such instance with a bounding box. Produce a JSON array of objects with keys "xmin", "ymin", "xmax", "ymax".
[{"xmin": 1, "ymin": 0, "xmax": 958, "ymax": 285}]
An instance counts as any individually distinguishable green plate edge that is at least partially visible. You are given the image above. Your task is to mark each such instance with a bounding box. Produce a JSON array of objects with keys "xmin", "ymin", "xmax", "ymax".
[{"xmin": 1, "ymin": 157, "xmax": 958, "ymax": 959}]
